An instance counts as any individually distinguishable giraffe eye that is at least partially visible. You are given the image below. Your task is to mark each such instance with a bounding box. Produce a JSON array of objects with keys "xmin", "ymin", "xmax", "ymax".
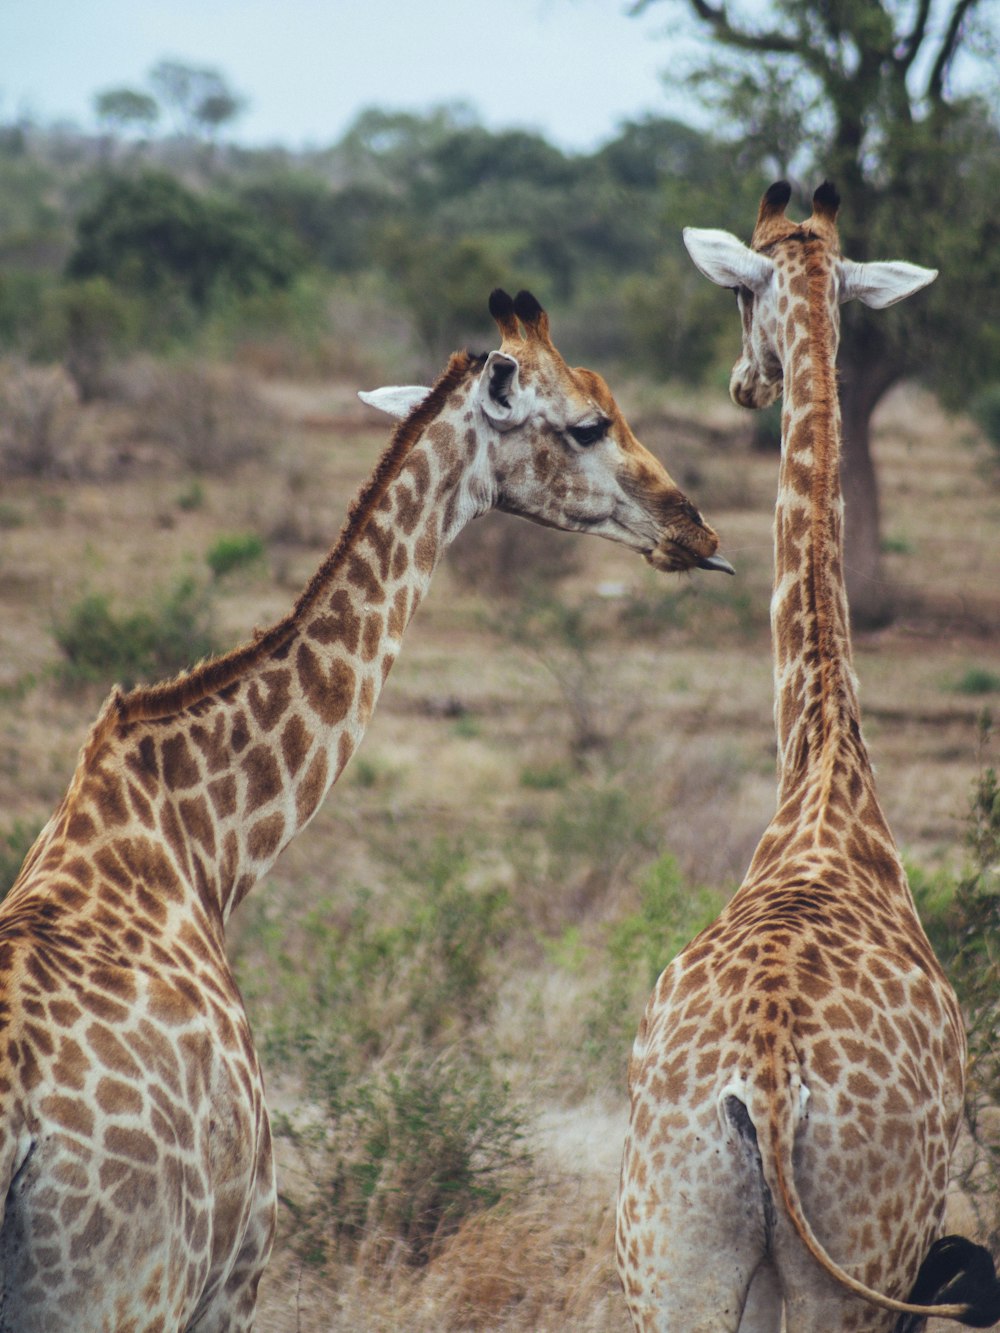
[{"xmin": 567, "ymin": 420, "xmax": 607, "ymax": 448}]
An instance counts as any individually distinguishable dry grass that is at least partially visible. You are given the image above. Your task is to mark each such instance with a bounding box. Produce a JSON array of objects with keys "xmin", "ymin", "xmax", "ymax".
[{"xmin": 1, "ymin": 366, "xmax": 998, "ymax": 1328}]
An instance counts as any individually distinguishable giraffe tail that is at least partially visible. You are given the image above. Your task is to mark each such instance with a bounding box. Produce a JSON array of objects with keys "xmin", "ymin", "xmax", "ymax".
[{"xmin": 734, "ymin": 1041, "xmax": 1000, "ymax": 1328}]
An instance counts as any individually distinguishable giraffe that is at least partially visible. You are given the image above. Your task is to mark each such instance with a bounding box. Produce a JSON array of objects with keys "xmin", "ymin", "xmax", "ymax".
[
  {"xmin": 615, "ymin": 183, "xmax": 1000, "ymax": 1331},
  {"xmin": 0, "ymin": 288, "xmax": 732, "ymax": 1333}
]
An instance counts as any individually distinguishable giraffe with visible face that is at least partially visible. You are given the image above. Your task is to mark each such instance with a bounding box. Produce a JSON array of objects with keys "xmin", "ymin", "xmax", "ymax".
[
  {"xmin": 615, "ymin": 185, "xmax": 1000, "ymax": 1331},
  {"xmin": 0, "ymin": 288, "xmax": 731, "ymax": 1332}
]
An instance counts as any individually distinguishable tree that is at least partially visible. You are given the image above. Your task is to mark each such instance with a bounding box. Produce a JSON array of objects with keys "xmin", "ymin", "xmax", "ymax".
[
  {"xmin": 94, "ymin": 88, "xmax": 160, "ymax": 139},
  {"xmin": 66, "ymin": 172, "xmax": 301, "ymax": 319},
  {"xmin": 148, "ymin": 60, "xmax": 245, "ymax": 142},
  {"xmin": 634, "ymin": 0, "xmax": 1000, "ymax": 624}
]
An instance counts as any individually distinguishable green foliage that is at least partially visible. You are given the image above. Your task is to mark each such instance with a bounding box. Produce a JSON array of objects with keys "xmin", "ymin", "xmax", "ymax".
[
  {"xmin": 587, "ymin": 854, "xmax": 723, "ymax": 1079},
  {"xmin": 54, "ymin": 576, "xmax": 216, "ymax": 689},
  {"xmin": 66, "ymin": 171, "xmax": 302, "ymax": 321},
  {"xmin": 284, "ymin": 1051, "xmax": 531, "ymax": 1270},
  {"xmin": 377, "ymin": 227, "xmax": 507, "ymax": 359},
  {"xmin": 910, "ymin": 719, "xmax": 1000, "ymax": 1234},
  {"xmin": 621, "ymin": 253, "xmax": 731, "ymax": 385},
  {"xmin": 238, "ymin": 845, "xmax": 525, "ymax": 1269},
  {"xmin": 205, "ymin": 532, "xmax": 264, "ymax": 579},
  {"xmin": 175, "ymin": 480, "xmax": 205, "ymax": 511},
  {"xmin": 94, "ymin": 88, "xmax": 159, "ymax": 137},
  {"xmin": 0, "ymin": 821, "xmax": 43, "ymax": 899},
  {"xmin": 750, "ymin": 400, "xmax": 782, "ymax": 453},
  {"xmin": 519, "ymin": 762, "xmax": 572, "ymax": 791},
  {"xmin": 40, "ymin": 276, "xmax": 140, "ymax": 400},
  {"xmin": 971, "ymin": 384, "xmax": 1000, "ymax": 457},
  {"xmin": 950, "ymin": 668, "xmax": 1000, "ymax": 697},
  {"xmin": 242, "ymin": 845, "xmax": 510, "ymax": 1080}
]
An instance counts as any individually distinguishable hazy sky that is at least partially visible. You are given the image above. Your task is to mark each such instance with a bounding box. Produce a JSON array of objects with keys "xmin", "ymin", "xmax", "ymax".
[{"xmin": 5, "ymin": 0, "xmax": 701, "ymax": 153}]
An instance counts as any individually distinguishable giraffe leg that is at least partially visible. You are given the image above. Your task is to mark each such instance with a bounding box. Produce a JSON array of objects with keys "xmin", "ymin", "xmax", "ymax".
[
  {"xmin": 775, "ymin": 1220, "xmax": 897, "ymax": 1333},
  {"xmin": 618, "ymin": 1119, "xmax": 770, "ymax": 1331},
  {"xmin": 738, "ymin": 1260, "xmax": 783, "ymax": 1331}
]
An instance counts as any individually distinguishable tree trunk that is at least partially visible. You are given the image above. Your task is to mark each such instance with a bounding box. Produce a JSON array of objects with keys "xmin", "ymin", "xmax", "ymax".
[{"xmin": 838, "ymin": 350, "xmax": 900, "ymax": 629}]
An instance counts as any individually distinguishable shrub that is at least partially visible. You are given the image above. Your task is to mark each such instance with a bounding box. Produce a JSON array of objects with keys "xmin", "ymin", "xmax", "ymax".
[
  {"xmin": 66, "ymin": 170, "xmax": 302, "ymax": 315},
  {"xmin": 238, "ymin": 846, "xmax": 526, "ymax": 1273},
  {"xmin": 296, "ymin": 1052, "xmax": 532, "ymax": 1270},
  {"xmin": 243, "ymin": 845, "xmax": 510, "ymax": 1078},
  {"xmin": 0, "ymin": 820, "xmax": 43, "ymax": 900},
  {"xmin": 911, "ymin": 719, "xmax": 1000, "ymax": 1241},
  {"xmin": 54, "ymin": 576, "xmax": 216, "ymax": 689},
  {"xmin": 586, "ymin": 853, "xmax": 724, "ymax": 1080},
  {"xmin": 970, "ymin": 383, "xmax": 1000, "ymax": 456},
  {"xmin": 0, "ymin": 358, "xmax": 78, "ymax": 478},
  {"xmin": 206, "ymin": 532, "xmax": 265, "ymax": 579},
  {"xmin": 951, "ymin": 667, "xmax": 1000, "ymax": 696},
  {"xmin": 141, "ymin": 362, "xmax": 275, "ymax": 473},
  {"xmin": 42, "ymin": 276, "xmax": 139, "ymax": 402}
]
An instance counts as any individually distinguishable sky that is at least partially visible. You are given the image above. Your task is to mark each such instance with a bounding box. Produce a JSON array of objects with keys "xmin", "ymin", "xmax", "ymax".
[{"xmin": 4, "ymin": 0, "xmax": 704, "ymax": 155}]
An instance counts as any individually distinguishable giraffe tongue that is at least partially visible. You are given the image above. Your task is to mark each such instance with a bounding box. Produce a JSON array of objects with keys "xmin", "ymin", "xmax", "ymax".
[{"xmin": 697, "ymin": 553, "xmax": 736, "ymax": 575}]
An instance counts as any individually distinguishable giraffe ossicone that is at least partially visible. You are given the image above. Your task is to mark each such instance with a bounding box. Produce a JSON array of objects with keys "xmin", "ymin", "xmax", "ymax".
[
  {"xmin": 0, "ymin": 288, "xmax": 728, "ymax": 1331},
  {"xmin": 617, "ymin": 186, "xmax": 1000, "ymax": 1331}
]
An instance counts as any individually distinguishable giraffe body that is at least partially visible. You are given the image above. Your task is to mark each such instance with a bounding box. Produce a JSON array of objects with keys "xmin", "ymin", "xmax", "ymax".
[
  {"xmin": 616, "ymin": 188, "xmax": 998, "ymax": 1330},
  {"xmin": 0, "ymin": 290, "xmax": 728, "ymax": 1331}
]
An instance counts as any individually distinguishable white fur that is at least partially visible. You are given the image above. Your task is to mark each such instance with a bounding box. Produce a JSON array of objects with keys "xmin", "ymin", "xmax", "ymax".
[
  {"xmin": 837, "ymin": 258, "xmax": 938, "ymax": 308},
  {"xmin": 683, "ymin": 227, "xmax": 775, "ymax": 294},
  {"xmin": 357, "ymin": 385, "xmax": 430, "ymax": 419}
]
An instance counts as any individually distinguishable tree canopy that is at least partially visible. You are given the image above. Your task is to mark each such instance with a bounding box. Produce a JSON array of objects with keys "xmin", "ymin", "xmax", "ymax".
[{"xmin": 66, "ymin": 171, "xmax": 301, "ymax": 312}]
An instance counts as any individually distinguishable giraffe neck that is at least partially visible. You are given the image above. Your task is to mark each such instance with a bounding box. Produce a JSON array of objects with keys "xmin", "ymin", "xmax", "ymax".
[
  {"xmin": 770, "ymin": 243, "xmax": 863, "ymax": 806},
  {"xmin": 42, "ymin": 354, "xmax": 492, "ymax": 928}
]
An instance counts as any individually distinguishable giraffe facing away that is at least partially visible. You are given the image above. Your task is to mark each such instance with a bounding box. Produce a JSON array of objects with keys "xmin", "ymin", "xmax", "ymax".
[
  {"xmin": 616, "ymin": 184, "xmax": 1000, "ymax": 1332},
  {"xmin": 0, "ymin": 288, "xmax": 733, "ymax": 1333}
]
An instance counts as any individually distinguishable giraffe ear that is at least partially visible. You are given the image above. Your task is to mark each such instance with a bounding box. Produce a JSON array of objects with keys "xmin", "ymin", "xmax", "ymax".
[
  {"xmin": 683, "ymin": 227, "xmax": 774, "ymax": 294},
  {"xmin": 477, "ymin": 350, "xmax": 530, "ymax": 430},
  {"xmin": 358, "ymin": 385, "xmax": 431, "ymax": 419},
  {"xmin": 838, "ymin": 259, "xmax": 938, "ymax": 308}
]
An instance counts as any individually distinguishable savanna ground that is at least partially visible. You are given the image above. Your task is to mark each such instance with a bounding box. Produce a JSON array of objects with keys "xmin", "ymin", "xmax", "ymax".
[{"xmin": 0, "ymin": 353, "xmax": 998, "ymax": 1331}]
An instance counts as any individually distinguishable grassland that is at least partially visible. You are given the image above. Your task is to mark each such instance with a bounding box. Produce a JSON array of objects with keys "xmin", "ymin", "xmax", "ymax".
[{"xmin": 1, "ymin": 357, "xmax": 997, "ymax": 1330}]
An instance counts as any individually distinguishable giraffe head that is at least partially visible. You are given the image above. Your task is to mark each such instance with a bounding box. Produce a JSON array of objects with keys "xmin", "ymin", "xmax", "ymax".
[
  {"xmin": 682, "ymin": 180, "xmax": 937, "ymax": 409},
  {"xmin": 361, "ymin": 288, "xmax": 733, "ymax": 575}
]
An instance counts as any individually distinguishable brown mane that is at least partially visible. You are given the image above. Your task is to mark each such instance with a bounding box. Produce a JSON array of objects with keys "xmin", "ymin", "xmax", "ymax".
[{"xmin": 94, "ymin": 349, "xmax": 487, "ymax": 740}]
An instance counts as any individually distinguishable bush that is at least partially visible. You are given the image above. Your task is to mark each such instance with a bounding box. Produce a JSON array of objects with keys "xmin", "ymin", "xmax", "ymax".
[
  {"xmin": 951, "ymin": 667, "xmax": 1000, "ymax": 696},
  {"xmin": 971, "ymin": 383, "xmax": 1000, "ymax": 455},
  {"xmin": 66, "ymin": 170, "xmax": 302, "ymax": 315},
  {"xmin": 141, "ymin": 361, "xmax": 276, "ymax": 473},
  {"xmin": 0, "ymin": 820, "xmax": 43, "ymax": 900},
  {"xmin": 242, "ymin": 844, "xmax": 510, "ymax": 1078},
  {"xmin": 586, "ymin": 853, "xmax": 724, "ymax": 1080},
  {"xmin": 54, "ymin": 576, "xmax": 216, "ymax": 689},
  {"xmin": 911, "ymin": 719, "xmax": 1000, "ymax": 1241},
  {"xmin": 294, "ymin": 1052, "xmax": 532, "ymax": 1270},
  {"xmin": 206, "ymin": 531, "xmax": 265, "ymax": 579},
  {"xmin": 238, "ymin": 846, "xmax": 526, "ymax": 1272},
  {"xmin": 0, "ymin": 358, "xmax": 78, "ymax": 478},
  {"xmin": 41, "ymin": 276, "xmax": 140, "ymax": 401}
]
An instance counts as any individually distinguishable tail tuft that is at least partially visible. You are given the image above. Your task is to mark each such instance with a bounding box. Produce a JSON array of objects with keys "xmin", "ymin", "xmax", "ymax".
[{"xmin": 895, "ymin": 1235, "xmax": 1000, "ymax": 1331}]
